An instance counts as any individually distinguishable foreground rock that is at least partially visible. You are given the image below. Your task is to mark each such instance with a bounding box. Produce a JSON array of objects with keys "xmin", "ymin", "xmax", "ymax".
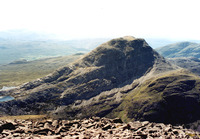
[{"xmin": 0, "ymin": 117, "xmax": 200, "ymax": 138}]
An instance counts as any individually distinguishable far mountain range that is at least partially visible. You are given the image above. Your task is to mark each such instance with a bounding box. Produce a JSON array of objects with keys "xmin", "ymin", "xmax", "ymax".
[{"xmin": 1, "ymin": 30, "xmax": 200, "ymax": 65}]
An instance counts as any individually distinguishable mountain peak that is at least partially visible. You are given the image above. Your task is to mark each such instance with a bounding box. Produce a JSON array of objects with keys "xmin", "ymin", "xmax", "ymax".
[
  {"xmin": 79, "ymin": 37, "xmax": 158, "ymax": 71},
  {"xmin": 120, "ymin": 36, "xmax": 136, "ymax": 41},
  {"xmin": 0, "ymin": 36, "xmax": 178, "ymax": 123},
  {"xmin": 0, "ymin": 36, "xmax": 162, "ymax": 103},
  {"xmin": 106, "ymin": 36, "xmax": 145, "ymax": 47}
]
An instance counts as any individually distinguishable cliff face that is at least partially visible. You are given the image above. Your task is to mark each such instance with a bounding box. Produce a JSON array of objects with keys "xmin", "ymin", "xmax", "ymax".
[{"xmin": 1, "ymin": 36, "xmax": 200, "ymax": 124}]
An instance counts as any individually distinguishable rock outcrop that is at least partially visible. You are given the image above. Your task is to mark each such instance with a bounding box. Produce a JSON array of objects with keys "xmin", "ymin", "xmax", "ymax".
[{"xmin": 1, "ymin": 117, "xmax": 200, "ymax": 138}]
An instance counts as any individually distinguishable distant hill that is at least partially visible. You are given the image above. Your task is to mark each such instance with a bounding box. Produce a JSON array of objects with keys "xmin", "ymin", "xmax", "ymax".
[
  {"xmin": 0, "ymin": 38, "xmax": 111, "ymax": 65},
  {"xmin": 145, "ymin": 38, "xmax": 176, "ymax": 48},
  {"xmin": 0, "ymin": 40, "xmax": 87, "ymax": 65},
  {"xmin": 156, "ymin": 41, "xmax": 200, "ymax": 58}
]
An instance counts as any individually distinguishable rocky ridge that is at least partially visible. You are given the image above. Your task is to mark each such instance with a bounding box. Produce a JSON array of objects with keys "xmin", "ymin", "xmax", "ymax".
[
  {"xmin": 1, "ymin": 36, "xmax": 200, "ymax": 125},
  {"xmin": 1, "ymin": 117, "xmax": 200, "ymax": 139},
  {"xmin": 0, "ymin": 36, "xmax": 172, "ymax": 113}
]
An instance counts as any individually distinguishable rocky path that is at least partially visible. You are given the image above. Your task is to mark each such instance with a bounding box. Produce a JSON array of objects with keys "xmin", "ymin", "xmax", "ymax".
[{"xmin": 0, "ymin": 117, "xmax": 200, "ymax": 139}]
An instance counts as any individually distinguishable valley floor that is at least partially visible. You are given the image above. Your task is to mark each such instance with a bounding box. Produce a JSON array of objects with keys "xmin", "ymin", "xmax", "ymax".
[{"xmin": 0, "ymin": 54, "xmax": 82, "ymax": 89}]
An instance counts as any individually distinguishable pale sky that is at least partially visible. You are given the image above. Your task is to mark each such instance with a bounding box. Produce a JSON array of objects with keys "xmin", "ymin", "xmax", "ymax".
[{"xmin": 0, "ymin": 0, "xmax": 199, "ymax": 40}]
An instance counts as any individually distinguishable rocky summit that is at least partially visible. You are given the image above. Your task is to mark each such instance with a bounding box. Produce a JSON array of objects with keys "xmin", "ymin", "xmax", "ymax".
[
  {"xmin": 1, "ymin": 36, "xmax": 200, "ymax": 125},
  {"xmin": 1, "ymin": 117, "xmax": 200, "ymax": 138}
]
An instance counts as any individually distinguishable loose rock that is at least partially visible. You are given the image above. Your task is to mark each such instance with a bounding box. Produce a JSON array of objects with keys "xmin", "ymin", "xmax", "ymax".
[{"xmin": 0, "ymin": 117, "xmax": 200, "ymax": 138}]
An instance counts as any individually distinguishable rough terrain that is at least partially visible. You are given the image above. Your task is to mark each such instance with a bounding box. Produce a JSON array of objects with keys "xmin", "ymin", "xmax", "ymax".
[{"xmin": 1, "ymin": 117, "xmax": 200, "ymax": 139}]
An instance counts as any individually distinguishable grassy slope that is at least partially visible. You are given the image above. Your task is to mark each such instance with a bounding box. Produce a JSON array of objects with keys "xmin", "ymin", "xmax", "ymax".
[
  {"xmin": 0, "ymin": 54, "xmax": 82, "ymax": 89},
  {"xmin": 0, "ymin": 115, "xmax": 46, "ymax": 120},
  {"xmin": 109, "ymin": 70, "xmax": 200, "ymax": 122}
]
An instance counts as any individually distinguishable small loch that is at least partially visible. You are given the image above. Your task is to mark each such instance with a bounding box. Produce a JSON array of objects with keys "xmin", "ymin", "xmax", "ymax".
[
  {"xmin": 0, "ymin": 96, "xmax": 14, "ymax": 102},
  {"xmin": 0, "ymin": 86, "xmax": 16, "ymax": 102}
]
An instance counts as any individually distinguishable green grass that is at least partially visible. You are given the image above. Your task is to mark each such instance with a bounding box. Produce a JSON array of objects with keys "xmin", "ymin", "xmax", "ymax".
[{"xmin": 110, "ymin": 70, "xmax": 200, "ymax": 122}]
